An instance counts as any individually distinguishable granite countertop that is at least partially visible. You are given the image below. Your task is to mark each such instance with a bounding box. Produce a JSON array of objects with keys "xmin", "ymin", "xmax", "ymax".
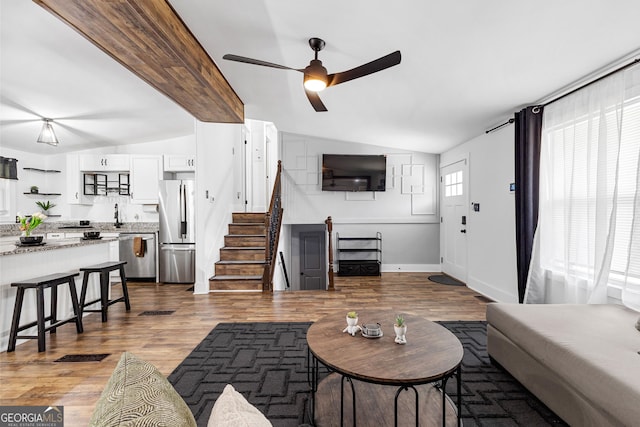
[
  {"xmin": 0, "ymin": 222, "xmax": 158, "ymax": 237},
  {"xmin": 0, "ymin": 236, "xmax": 118, "ymax": 257}
]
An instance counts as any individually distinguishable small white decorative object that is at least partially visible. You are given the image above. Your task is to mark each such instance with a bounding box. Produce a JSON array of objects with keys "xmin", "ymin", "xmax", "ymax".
[
  {"xmin": 343, "ymin": 311, "xmax": 361, "ymax": 336},
  {"xmin": 394, "ymin": 314, "xmax": 407, "ymax": 344},
  {"xmin": 394, "ymin": 325, "xmax": 407, "ymax": 344}
]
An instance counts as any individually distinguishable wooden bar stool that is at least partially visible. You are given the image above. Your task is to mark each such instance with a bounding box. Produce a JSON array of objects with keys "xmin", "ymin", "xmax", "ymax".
[
  {"xmin": 8, "ymin": 272, "xmax": 84, "ymax": 352},
  {"xmin": 79, "ymin": 261, "xmax": 130, "ymax": 322}
]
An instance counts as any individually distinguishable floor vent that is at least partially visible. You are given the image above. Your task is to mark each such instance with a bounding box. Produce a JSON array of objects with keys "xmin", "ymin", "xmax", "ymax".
[
  {"xmin": 55, "ymin": 354, "xmax": 110, "ymax": 363},
  {"xmin": 474, "ymin": 295, "xmax": 494, "ymax": 303},
  {"xmin": 139, "ymin": 310, "xmax": 175, "ymax": 316}
]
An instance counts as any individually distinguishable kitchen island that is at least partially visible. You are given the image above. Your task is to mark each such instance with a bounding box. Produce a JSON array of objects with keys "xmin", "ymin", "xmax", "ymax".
[
  {"xmin": 0, "ymin": 235, "xmax": 117, "ymax": 256},
  {"xmin": 0, "ymin": 236, "xmax": 118, "ymax": 351}
]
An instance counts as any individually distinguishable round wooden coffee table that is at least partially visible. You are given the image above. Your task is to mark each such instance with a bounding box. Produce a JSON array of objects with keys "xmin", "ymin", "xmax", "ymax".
[{"xmin": 307, "ymin": 310, "xmax": 463, "ymax": 426}]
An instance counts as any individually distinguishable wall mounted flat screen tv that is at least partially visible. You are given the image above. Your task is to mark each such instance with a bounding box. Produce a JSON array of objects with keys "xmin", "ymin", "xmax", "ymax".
[{"xmin": 322, "ymin": 154, "xmax": 386, "ymax": 192}]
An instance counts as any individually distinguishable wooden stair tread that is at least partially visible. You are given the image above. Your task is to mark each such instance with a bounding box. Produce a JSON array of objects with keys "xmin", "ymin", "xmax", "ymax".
[
  {"xmin": 222, "ymin": 246, "xmax": 264, "ymax": 250},
  {"xmin": 216, "ymin": 260, "xmax": 265, "ymax": 265},
  {"xmin": 231, "ymin": 213, "xmax": 266, "ymax": 224},
  {"xmin": 214, "ymin": 213, "xmax": 268, "ymax": 292}
]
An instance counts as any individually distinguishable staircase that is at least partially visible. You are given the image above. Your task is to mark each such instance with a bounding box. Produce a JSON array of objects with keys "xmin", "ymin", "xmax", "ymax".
[{"xmin": 209, "ymin": 213, "xmax": 266, "ymax": 292}]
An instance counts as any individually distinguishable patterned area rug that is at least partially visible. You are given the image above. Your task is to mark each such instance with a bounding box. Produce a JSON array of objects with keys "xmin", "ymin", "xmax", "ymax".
[{"xmin": 168, "ymin": 321, "xmax": 566, "ymax": 427}]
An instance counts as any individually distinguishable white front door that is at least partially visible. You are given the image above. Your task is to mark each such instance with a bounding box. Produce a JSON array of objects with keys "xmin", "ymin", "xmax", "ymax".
[{"xmin": 440, "ymin": 159, "xmax": 469, "ymax": 282}]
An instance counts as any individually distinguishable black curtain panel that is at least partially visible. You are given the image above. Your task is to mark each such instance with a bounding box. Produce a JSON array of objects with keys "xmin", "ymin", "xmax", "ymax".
[{"xmin": 514, "ymin": 106, "xmax": 543, "ymax": 303}]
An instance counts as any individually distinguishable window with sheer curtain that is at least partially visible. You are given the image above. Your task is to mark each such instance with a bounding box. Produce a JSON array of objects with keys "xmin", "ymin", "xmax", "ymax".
[{"xmin": 525, "ymin": 62, "xmax": 640, "ymax": 310}]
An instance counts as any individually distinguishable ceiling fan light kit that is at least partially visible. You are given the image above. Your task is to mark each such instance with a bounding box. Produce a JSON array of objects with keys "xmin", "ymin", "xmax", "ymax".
[
  {"xmin": 37, "ymin": 118, "xmax": 59, "ymax": 146},
  {"xmin": 303, "ymin": 59, "xmax": 328, "ymax": 92},
  {"xmin": 223, "ymin": 37, "xmax": 401, "ymax": 111}
]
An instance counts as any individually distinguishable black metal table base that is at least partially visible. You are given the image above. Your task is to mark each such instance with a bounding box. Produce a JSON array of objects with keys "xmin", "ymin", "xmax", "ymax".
[{"xmin": 308, "ymin": 348, "xmax": 462, "ymax": 427}]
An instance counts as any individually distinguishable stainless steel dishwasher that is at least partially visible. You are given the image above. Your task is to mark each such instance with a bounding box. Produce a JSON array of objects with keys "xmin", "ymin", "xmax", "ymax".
[{"xmin": 119, "ymin": 232, "xmax": 157, "ymax": 281}]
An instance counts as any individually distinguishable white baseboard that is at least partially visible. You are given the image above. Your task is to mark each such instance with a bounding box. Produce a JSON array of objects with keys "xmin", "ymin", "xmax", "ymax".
[
  {"xmin": 466, "ymin": 275, "xmax": 518, "ymax": 303},
  {"xmin": 382, "ymin": 264, "xmax": 441, "ymax": 273}
]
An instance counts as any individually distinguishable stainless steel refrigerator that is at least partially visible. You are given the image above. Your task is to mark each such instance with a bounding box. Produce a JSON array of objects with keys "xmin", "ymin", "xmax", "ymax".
[{"xmin": 159, "ymin": 180, "xmax": 195, "ymax": 283}]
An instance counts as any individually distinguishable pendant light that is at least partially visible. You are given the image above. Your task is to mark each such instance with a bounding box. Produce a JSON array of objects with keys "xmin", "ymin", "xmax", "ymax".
[{"xmin": 37, "ymin": 119, "xmax": 59, "ymax": 146}]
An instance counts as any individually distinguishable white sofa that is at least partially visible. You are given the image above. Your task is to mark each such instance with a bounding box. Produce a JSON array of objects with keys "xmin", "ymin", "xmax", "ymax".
[{"xmin": 486, "ymin": 303, "xmax": 640, "ymax": 427}]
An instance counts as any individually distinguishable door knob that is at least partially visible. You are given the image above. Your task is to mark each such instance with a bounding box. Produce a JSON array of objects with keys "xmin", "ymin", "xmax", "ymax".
[{"xmin": 460, "ymin": 229, "xmax": 466, "ymax": 233}]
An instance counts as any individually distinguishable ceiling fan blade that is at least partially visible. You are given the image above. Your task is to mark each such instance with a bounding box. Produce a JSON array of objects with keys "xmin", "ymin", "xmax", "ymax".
[
  {"xmin": 327, "ymin": 51, "xmax": 401, "ymax": 87},
  {"xmin": 222, "ymin": 54, "xmax": 301, "ymax": 71},
  {"xmin": 305, "ymin": 89, "xmax": 328, "ymax": 112}
]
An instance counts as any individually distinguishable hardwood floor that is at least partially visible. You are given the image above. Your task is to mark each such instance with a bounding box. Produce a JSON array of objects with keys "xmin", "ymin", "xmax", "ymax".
[{"xmin": 0, "ymin": 273, "xmax": 489, "ymax": 425}]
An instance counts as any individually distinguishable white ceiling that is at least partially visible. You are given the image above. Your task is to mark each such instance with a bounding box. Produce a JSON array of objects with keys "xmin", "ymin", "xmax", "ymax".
[{"xmin": 2, "ymin": 0, "xmax": 640, "ymax": 155}]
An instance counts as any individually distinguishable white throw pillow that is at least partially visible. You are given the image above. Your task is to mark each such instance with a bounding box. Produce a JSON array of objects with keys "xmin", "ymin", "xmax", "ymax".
[{"xmin": 208, "ymin": 384, "xmax": 272, "ymax": 427}]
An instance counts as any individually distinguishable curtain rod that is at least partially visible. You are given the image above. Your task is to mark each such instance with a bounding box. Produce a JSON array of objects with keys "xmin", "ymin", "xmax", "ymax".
[
  {"xmin": 484, "ymin": 56, "xmax": 640, "ymax": 134},
  {"xmin": 542, "ymin": 58, "xmax": 640, "ymax": 107},
  {"xmin": 485, "ymin": 118, "xmax": 514, "ymax": 134}
]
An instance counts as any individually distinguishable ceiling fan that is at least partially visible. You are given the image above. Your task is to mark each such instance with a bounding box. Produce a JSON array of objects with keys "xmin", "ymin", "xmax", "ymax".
[{"xmin": 223, "ymin": 38, "xmax": 401, "ymax": 112}]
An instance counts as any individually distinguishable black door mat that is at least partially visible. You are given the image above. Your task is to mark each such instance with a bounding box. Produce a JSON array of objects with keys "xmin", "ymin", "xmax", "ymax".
[
  {"xmin": 139, "ymin": 310, "xmax": 175, "ymax": 316},
  {"xmin": 55, "ymin": 354, "xmax": 110, "ymax": 363},
  {"xmin": 428, "ymin": 274, "xmax": 465, "ymax": 286}
]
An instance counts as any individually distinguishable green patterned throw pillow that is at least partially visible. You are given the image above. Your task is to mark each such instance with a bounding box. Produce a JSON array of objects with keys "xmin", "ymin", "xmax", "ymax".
[{"xmin": 89, "ymin": 352, "xmax": 196, "ymax": 427}]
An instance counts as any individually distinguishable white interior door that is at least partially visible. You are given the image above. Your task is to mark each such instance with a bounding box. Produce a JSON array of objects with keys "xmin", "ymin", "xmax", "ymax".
[{"xmin": 440, "ymin": 159, "xmax": 468, "ymax": 282}]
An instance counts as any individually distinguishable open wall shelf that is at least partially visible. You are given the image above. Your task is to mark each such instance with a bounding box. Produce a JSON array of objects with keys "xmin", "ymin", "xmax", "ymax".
[{"xmin": 23, "ymin": 167, "xmax": 61, "ymax": 173}]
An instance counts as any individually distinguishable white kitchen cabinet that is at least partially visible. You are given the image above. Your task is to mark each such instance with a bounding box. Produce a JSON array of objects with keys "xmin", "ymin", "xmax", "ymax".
[
  {"xmin": 66, "ymin": 155, "xmax": 90, "ymax": 205},
  {"xmin": 130, "ymin": 155, "xmax": 162, "ymax": 204},
  {"xmin": 163, "ymin": 154, "xmax": 195, "ymax": 172},
  {"xmin": 80, "ymin": 154, "xmax": 130, "ymax": 172},
  {"xmin": 100, "ymin": 232, "xmax": 121, "ymax": 281}
]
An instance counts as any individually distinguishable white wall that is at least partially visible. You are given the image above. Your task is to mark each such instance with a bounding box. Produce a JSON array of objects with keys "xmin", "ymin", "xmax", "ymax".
[
  {"xmin": 114, "ymin": 135, "xmax": 196, "ymax": 155},
  {"xmin": 440, "ymin": 125, "xmax": 518, "ymax": 302},
  {"xmin": 194, "ymin": 121, "xmax": 242, "ymax": 294},
  {"xmin": 247, "ymin": 120, "xmax": 267, "ymax": 212},
  {"xmin": 281, "ymin": 132, "xmax": 440, "ymax": 271},
  {"xmin": 0, "ymin": 146, "xmax": 66, "ymax": 222}
]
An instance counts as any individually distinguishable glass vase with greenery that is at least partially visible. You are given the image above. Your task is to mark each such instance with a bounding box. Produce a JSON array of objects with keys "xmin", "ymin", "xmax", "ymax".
[{"xmin": 17, "ymin": 212, "xmax": 47, "ymax": 237}]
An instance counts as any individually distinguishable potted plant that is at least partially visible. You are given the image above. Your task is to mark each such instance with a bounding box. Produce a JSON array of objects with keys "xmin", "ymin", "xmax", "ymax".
[
  {"xmin": 394, "ymin": 314, "xmax": 407, "ymax": 344},
  {"xmin": 30, "ymin": 185, "xmax": 39, "ymax": 194},
  {"xmin": 36, "ymin": 200, "xmax": 56, "ymax": 214},
  {"xmin": 344, "ymin": 311, "xmax": 360, "ymax": 336},
  {"xmin": 17, "ymin": 212, "xmax": 47, "ymax": 244}
]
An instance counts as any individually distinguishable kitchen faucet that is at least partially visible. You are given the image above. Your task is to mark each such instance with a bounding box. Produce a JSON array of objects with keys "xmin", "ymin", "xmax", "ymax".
[{"xmin": 114, "ymin": 203, "xmax": 122, "ymax": 228}]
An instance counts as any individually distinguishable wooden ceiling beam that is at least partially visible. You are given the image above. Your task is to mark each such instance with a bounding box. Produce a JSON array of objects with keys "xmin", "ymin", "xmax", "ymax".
[{"xmin": 34, "ymin": 0, "xmax": 244, "ymax": 123}]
